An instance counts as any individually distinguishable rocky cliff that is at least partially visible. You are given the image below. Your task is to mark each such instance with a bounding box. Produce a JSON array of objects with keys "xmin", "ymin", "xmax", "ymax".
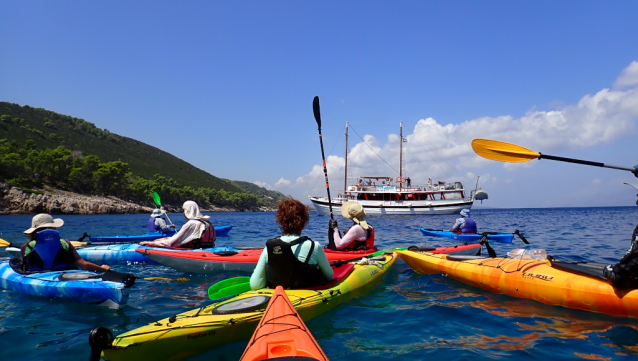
[{"xmin": 0, "ymin": 184, "xmax": 275, "ymax": 215}]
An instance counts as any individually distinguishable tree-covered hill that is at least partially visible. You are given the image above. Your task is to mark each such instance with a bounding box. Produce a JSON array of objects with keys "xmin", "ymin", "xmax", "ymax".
[
  {"xmin": 230, "ymin": 180, "xmax": 289, "ymax": 204},
  {"xmin": 0, "ymin": 102, "xmax": 241, "ymax": 192}
]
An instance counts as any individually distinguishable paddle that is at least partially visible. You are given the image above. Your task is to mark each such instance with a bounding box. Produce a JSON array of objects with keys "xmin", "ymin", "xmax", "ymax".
[
  {"xmin": 472, "ymin": 139, "xmax": 638, "ymax": 177},
  {"xmin": 208, "ymin": 276, "xmax": 251, "ymax": 300},
  {"xmin": 152, "ymin": 191, "xmax": 174, "ymax": 226},
  {"xmin": 313, "ymin": 96, "xmax": 335, "ymax": 220},
  {"xmin": 0, "ymin": 238, "xmax": 15, "ymax": 247}
]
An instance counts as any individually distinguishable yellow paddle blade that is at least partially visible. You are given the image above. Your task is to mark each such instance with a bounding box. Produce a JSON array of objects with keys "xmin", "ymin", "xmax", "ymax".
[
  {"xmin": 472, "ymin": 139, "xmax": 540, "ymax": 163},
  {"xmin": 69, "ymin": 241, "xmax": 88, "ymax": 248},
  {"xmin": 0, "ymin": 238, "xmax": 11, "ymax": 247}
]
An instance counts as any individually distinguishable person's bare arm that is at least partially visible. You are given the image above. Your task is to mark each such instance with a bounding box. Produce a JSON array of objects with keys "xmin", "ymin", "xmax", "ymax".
[{"xmin": 76, "ymin": 258, "xmax": 110, "ymax": 272}]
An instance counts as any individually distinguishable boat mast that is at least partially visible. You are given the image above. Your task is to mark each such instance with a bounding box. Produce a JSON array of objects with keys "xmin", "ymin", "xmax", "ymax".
[
  {"xmin": 399, "ymin": 121, "xmax": 403, "ymax": 191},
  {"xmin": 344, "ymin": 121, "xmax": 349, "ymax": 194}
]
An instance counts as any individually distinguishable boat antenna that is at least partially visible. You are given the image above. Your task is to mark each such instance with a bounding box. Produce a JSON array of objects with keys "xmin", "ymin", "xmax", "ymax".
[
  {"xmin": 312, "ymin": 96, "xmax": 334, "ymax": 220},
  {"xmin": 344, "ymin": 121, "xmax": 349, "ymax": 195},
  {"xmin": 400, "ymin": 121, "xmax": 403, "ymax": 190}
]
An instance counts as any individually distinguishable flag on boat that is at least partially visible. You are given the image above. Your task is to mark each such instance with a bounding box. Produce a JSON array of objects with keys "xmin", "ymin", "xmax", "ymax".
[{"xmin": 402, "ymin": 138, "xmax": 408, "ymax": 142}]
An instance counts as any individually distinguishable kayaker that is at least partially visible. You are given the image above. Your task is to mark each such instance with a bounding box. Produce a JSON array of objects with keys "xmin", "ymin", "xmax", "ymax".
[
  {"xmin": 450, "ymin": 209, "xmax": 477, "ymax": 234},
  {"xmin": 139, "ymin": 200, "xmax": 216, "ymax": 248},
  {"xmin": 249, "ymin": 199, "xmax": 333, "ymax": 290},
  {"xmin": 327, "ymin": 201, "xmax": 375, "ymax": 251},
  {"xmin": 20, "ymin": 213, "xmax": 110, "ymax": 272},
  {"xmin": 603, "ymin": 224, "xmax": 638, "ymax": 289},
  {"xmin": 148, "ymin": 208, "xmax": 174, "ymax": 234}
]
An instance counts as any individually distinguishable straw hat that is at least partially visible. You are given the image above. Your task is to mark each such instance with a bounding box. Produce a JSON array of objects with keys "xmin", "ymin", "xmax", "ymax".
[
  {"xmin": 341, "ymin": 201, "xmax": 369, "ymax": 230},
  {"xmin": 151, "ymin": 209, "xmax": 166, "ymax": 218},
  {"xmin": 24, "ymin": 213, "xmax": 64, "ymax": 235}
]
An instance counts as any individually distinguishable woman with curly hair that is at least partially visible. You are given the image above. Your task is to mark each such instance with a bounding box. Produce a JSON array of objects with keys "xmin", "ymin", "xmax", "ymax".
[{"xmin": 249, "ymin": 199, "xmax": 334, "ymax": 290}]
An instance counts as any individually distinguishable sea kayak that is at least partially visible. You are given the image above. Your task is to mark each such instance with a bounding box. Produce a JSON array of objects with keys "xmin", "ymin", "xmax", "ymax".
[
  {"xmin": 88, "ymin": 224, "xmax": 234, "ymax": 243},
  {"xmin": 396, "ymin": 250, "xmax": 638, "ymax": 318},
  {"xmin": 4, "ymin": 244, "xmax": 241, "ymax": 266},
  {"xmin": 240, "ymin": 286, "xmax": 328, "ymax": 361},
  {"xmin": 137, "ymin": 246, "xmax": 382, "ymax": 273},
  {"xmin": 96, "ymin": 252, "xmax": 396, "ymax": 361},
  {"xmin": 420, "ymin": 228, "xmax": 514, "ymax": 243},
  {"xmin": 0, "ymin": 259, "xmax": 133, "ymax": 308}
]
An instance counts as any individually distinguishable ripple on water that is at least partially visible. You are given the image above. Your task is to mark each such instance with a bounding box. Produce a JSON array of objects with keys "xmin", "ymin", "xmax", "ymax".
[{"xmin": 1, "ymin": 207, "xmax": 638, "ymax": 360}]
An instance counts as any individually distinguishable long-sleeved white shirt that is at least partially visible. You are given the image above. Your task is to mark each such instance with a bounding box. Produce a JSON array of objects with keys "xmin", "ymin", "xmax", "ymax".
[
  {"xmin": 153, "ymin": 219, "xmax": 205, "ymax": 247},
  {"xmin": 332, "ymin": 224, "xmax": 368, "ymax": 250}
]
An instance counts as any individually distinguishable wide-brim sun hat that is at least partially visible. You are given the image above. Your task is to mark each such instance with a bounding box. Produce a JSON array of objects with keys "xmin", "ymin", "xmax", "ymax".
[
  {"xmin": 24, "ymin": 213, "xmax": 64, "ymax": 234},
  {"xmin": 341, "ymin": 201, "xmax": 369, "ymax": 229},
  {"xmin": 459, "ymin": 209, "xmax": 470, "ymax": 217},
  {"xmin": 151, "ymin": 209, "xmax": 166, "ymax": 218}
]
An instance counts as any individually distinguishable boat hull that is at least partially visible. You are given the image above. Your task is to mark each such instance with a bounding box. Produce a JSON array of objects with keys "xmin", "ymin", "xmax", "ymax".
[
  {"xmin": 420, "ymin": 228, "xmax": 514, "ymax": 243},
  {"xmin": 309, "ymin": 197, "xmax": 473, "ymax": 216}
]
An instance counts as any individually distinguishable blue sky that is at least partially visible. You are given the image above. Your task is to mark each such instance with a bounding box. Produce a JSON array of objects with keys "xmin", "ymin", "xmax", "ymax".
[{"xmin": 1, "ymin": 1, "xmax": 637, "ymax": 208}]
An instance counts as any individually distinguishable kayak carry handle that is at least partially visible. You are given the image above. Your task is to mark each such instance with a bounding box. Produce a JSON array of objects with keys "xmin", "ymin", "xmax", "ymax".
[
  {"xmin": 513, "ymin": 230, "xmax": 529, "ymax": 244},
  {"xmin": 88, "ymin": 326, "xmax": 113, "ymax": 361}
]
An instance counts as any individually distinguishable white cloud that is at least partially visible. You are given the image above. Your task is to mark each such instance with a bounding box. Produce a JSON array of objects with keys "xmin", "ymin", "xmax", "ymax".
[
  {"xmin": 253, "ymin": 181, "xmax": 273, "ymax": 190},
  {"xmin": 274, "ymin": 178, "xmax": 292, "ymax": 187},
  {"xmin": 592, "ymin": 179, "xmax": 602, "ymax": 185},
  {"xmin": 289, "ymin": 61, "xmax": 638, "ymax": 199},
  {"xmin": 614, "ymin": 61, "xmax": 638, "ymax": 89}
]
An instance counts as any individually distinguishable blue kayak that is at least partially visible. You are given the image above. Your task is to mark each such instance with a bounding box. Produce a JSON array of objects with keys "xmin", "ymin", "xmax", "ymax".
[
  {"xmin": 420, "ymin": 228, "xmax": 514, "ymax": 243},
  {"xmin": 0, "ymin": 260, "xmax": 132, "ymax": 308},
  {"xmin": 88, "ymin": 224, "xmax": 234, "ymax": 243}
]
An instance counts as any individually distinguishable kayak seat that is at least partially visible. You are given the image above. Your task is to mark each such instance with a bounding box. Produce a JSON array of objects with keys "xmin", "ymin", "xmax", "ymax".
[
  {"xmin": 302, "ymin": 264, "xmax": 355, "ymax": 290},
  {"xmin": 550, "ymin": 260, "xmax": 607, "ymax": 281}
]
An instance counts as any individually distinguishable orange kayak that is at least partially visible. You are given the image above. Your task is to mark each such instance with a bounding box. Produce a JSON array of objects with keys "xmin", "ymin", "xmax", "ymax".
[
  {"xmin": 240, "ymin": 286, "xmax": 329, "ymax": 361},
  {"xmin": 397, "ymin": 250, "xmax": 638, "ymax": 318}
]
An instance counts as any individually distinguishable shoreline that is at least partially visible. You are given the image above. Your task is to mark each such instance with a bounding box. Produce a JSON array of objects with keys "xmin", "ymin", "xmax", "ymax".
[{"xmin": 0, "ymin": 183, "xmax": 276, "ymax": 215}]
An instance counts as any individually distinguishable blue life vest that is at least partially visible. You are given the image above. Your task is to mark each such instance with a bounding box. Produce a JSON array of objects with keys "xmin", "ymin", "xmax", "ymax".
[
  {"xmin": 148, "ymin": 217, "xmax": 159, "ymax": 233},
  {"xmin": 23, "ymin": 229, "xmax": 76, "ymax": 271},
  {"xmin": 462, "ymin": 218, "xmax": 477, "ymax": 233}
]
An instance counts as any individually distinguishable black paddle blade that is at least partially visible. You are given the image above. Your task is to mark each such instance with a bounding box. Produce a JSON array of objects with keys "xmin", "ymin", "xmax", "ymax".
[
  {"xmin": 514, "ymin": 229, "xmax": 529, "ymax": 244},
  {"xmin": 313, "ymin": 96, "xmax": 321, "ymax": 128},
  {"xmin": 88, "ymin": 327, "xmax": 113, "ymax": 361}
]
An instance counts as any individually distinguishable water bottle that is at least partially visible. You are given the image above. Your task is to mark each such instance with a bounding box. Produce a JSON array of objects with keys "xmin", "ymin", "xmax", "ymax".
[{"xmin": 507, "ymin": 248, "xmax": 547, "ymax": 260}]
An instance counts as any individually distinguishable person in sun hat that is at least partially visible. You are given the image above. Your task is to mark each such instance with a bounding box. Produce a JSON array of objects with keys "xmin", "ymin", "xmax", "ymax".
[
  {"xmin": 249, "ymin": 199, "xmax": 333, "ymax": 290},
  {"xmin": 327, "ymin": 201, "xmax": 376, "ymax": 251},
  {"xmin": 147, "ymin": 207, "xmax": 174, "ymax": 234},
  {"xmin": 450, "ymin": 208, "xmax": 477, "ymax": 234},
  {"xmin": 140, "ymin": 201, "xmax": 216, "ymax": 249},
  {"xmin": 20, "ymin": 213, "xmax": 110, "ymax": 272}
]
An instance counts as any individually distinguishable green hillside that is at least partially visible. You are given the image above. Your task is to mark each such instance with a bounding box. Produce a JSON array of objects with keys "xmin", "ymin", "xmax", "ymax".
[
  {"xmin": 230, "ymin": 180, "xmax": 289, "ymax": 204},
  {"xmin": 0, "ymin": 102, "xmax": 241, "ymax": 193}
]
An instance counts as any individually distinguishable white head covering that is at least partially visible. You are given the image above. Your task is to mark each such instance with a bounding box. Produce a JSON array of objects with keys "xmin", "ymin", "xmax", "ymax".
[{"xmin": 183, "ymin": 201, "xmax": 210, "ymax": 235}]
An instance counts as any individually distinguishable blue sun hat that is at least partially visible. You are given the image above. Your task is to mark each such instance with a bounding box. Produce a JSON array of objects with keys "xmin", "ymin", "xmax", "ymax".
[{"xmin": 459, "ymin": 209, "xmax": 470, "ymax": 217}]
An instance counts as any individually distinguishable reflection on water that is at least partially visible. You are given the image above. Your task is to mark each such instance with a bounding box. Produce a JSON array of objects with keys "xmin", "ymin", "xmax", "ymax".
[{"xmin": 1, "ymin": 208, "xmax": 638, "ymax": 360}]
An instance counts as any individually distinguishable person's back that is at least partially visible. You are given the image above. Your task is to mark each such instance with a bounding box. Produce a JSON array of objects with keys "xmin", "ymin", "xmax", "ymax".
[
  {"xmin": 451, "ymin": 209, "xmax": 477, "ymax": 233},
  {"xmin": 250, "ymin": 199, "xmax": 333, "ymax": 290},
  {"xmin": 22, "ymin": 229, "xmax": 76, "ymax": 272},
  {"xmin": 328, "ymin": 201, "xmax": 375, "ymax": 251}
]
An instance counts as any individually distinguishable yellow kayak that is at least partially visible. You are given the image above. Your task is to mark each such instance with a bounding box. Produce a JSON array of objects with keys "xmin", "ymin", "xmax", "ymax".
[
  {"xmin": 397, "ymin": 250, "xmax": 638, "ymax": 317},
  {"xmin": 100, "ymin": 252, "xmax": 396, "ymax": 361}
]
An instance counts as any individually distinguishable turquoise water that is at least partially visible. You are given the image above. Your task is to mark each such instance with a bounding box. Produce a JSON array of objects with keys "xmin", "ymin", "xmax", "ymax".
[{"xmin": 1, "ymin": 207, "xmax": 638, "ymax": 360}]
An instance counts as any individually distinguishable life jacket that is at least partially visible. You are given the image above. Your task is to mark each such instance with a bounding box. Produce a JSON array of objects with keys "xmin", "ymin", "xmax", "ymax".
[
  {"xmin": 265, "ymin": 236, "xmax": 328, "ymax": 289},
  {"xmin": 148, "ymin": 217, "xmax": 160, "ymax": 233},
  {"xmin": 181, "ymin": 220, "xmax": 216, "ymax": 249},
  {"xmin": 461, "ymin": 218, "xmax": 477, "ymax": 234},
  {"xmin": 23, "ymin": 229, "xmax": 76, "ymax": 272},
  {"xmin": 328, "ymin": 224, "xmax": 374, "ymax": 251}
]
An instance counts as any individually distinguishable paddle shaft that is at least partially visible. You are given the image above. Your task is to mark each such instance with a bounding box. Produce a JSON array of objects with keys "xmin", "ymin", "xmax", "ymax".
[
  {"xmin": 313, "ymin": 96, "xmax": 334, "ymax": 220},
  {"xmin": 540, "ymin": 153, "xmax": 637, "ymax": 174}
]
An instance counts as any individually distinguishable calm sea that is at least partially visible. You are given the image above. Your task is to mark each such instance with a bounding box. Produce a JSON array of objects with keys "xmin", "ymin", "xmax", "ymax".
[{"xmin": 1, "ymin": 207, "xmax": 638, "ymax": 360}]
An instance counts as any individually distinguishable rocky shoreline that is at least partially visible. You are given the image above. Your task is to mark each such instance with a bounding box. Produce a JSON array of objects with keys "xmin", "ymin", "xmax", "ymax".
[{"xmin": 0, "ymin": 183, "xmax": 275, "ymax": 215}]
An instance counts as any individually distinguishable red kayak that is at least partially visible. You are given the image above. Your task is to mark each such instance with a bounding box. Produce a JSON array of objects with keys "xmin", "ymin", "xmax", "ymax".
[
  {"xmin": 240, "ymin": 285, "xmax": 329, "ymax": 361},
  {"xmin": 136, "ymin": 247, "xmax": 379, "ymax": 273},
  {"xmin": 137, "ymin": 243, "xmax": 482, "ymax": 274}
]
